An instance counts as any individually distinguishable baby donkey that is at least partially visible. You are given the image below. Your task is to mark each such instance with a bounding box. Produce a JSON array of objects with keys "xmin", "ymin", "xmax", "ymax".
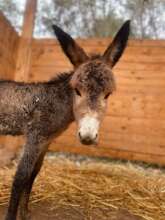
[{"xmin": 3, "ymin": 20, "xmax": 130, "ymax": 220}]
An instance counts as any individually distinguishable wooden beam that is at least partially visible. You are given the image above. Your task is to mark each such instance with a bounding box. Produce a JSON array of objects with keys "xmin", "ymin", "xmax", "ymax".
[{"xmin": 15, "ymin": 0, "xmax": 37, "ymax": 81}]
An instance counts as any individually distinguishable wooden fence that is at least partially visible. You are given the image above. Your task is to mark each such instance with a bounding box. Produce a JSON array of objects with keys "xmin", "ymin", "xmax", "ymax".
[
  {"xmin": 30, "ymin": 38, "xmax": 165, "ymax": 165},
  {"xmin": 0, "ymin": 0, "xmax": 165, "ymax": 165},
  {"xmin": 0, "ymin": 12, "xmax": 18, "ymax": 79}
]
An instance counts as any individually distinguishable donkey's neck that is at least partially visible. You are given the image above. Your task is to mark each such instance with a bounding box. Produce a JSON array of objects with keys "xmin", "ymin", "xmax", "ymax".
[{"xmin": 47, "ymin": 71, "xmax": 75, "ymax": 132}]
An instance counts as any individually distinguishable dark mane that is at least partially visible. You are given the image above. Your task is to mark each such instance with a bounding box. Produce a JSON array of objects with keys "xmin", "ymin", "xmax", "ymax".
[{"xmin": 48, "ymin": 71, "xmax": 73, "ymax": 85}]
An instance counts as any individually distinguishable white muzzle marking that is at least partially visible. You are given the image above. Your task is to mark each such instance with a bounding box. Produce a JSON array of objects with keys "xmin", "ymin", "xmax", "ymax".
[{"xmin": 78, "ymin": 115, "xmax": 99, "ymax": 140}]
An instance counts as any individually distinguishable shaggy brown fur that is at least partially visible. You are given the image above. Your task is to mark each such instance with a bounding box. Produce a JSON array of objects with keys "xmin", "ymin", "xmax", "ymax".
[{"xmin": 4, "ymin": 20, "xmax": 130, "ymax": 220}]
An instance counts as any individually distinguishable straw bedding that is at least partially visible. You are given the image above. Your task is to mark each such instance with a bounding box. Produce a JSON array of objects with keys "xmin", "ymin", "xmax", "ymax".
[{"xmin": 0, "ymin": 156, "xmax": 164, "ymax": 220}]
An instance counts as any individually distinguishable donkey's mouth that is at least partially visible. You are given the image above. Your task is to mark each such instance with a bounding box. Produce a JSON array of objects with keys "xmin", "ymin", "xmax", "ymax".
[
  {"xmin": 78, "ymin": 133, "xmax": 98, "ymax": 145},
  {"xmin": 80, "ymin": 138, "xmax": 96, "ymax": 145}
]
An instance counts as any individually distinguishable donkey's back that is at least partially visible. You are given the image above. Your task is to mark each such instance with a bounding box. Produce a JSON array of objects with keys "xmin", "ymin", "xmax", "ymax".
[
  {"xmin": 0, "ymin": 80, "xmax": 42, "ymax": 135},
  {"xmin": 0, "ymin": 77, "xmax": 73, "ymax": 136}
]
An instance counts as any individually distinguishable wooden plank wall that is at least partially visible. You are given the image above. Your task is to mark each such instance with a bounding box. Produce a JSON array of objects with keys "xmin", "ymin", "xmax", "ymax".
[
  {"xmin": 1, "ymin": 3, "xmax": 165, "ymax": 165},
  {"xmin": 0, "ymin": 12, "xmax": 19, "ymax": 149},
  {"xmin": 29, "ymin": 38, "xmax": 165, "ymax": 165},
  {"xmin": 0, "ymin": 10, "xmax": 165, "ymax": 165},
  {"xmin": 0, "ymin": 12, "xmax": 19, "ymax": 79}
]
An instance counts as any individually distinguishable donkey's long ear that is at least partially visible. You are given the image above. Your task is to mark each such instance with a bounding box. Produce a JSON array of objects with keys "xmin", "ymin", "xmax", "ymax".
[
  {"xmin": 103, "ymin": 20, "xmax": 130, "ymax": 68},
  {"xmin": 52, "ymin": 25, "xmax": 89, "ymax": 67}
]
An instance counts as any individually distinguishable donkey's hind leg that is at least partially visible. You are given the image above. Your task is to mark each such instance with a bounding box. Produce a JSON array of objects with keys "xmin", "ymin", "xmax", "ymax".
[
  {"xmin": 19, "ymin": 151, "xmax": 46, "ymax": 220},
  {"xmin": 5, "ymin": 136, "xmax": 49, "ymax": 220}
]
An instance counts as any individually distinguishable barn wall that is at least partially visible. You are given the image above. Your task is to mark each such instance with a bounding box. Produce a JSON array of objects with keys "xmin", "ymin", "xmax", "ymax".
[
  {"xmin": 0, "ymin": 12, "xmax": 19, "ymax": 150},
  {"xmin": 0, "ymin": 10, "xmax": 165, "ymax": 165},
  {"xmin": 0, "ymin": 12, "xmax": 19, "ymax": 79},
  {"xmin": 28, "ymin": 38, "xmax": 165, "ymax": 165}
]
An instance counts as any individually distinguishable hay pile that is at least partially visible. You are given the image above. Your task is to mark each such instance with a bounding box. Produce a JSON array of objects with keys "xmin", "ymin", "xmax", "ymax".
[{"xmin": 0, "ymin": 156, "xmax": 165, "ymax": 220}]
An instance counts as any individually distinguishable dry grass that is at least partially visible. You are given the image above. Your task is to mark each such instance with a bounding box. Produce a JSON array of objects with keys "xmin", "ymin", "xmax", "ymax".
[{"xmin": 0, "ymin": 157, "xmax": 165, "ymax": 220}]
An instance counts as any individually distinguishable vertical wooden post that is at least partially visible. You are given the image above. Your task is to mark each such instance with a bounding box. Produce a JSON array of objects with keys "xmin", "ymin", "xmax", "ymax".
[
  {"xmin": 15, "ymin": 0, "xmax": 37, "ymax": 81},
  {"xmin": 2, "ymin": 0, "xmax": 38, "ymax": 166}
]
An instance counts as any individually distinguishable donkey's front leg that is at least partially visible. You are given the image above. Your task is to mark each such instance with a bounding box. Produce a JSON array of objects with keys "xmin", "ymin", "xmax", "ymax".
[
  {"xmin": 19, "ymin": 151, "xmax": 46, "ymax": 220},
  {"xmin": 5, "ymin": 136, "xmax": 49, "ymax": 220}
]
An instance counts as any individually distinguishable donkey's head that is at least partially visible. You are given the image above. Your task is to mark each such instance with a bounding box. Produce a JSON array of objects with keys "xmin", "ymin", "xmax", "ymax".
[{"xmin": 53, "ymin": 21, "xmax": 130, "ymax": 145}]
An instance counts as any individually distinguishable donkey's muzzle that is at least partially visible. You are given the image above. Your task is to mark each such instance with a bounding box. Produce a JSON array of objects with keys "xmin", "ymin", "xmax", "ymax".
[
  {"xmin": 78, "ymin": 115, "xmax": 99, "ymax": 145},
  {"xmin": 79, "ymin": 132, "xmax": 97, "ymax": 145}
]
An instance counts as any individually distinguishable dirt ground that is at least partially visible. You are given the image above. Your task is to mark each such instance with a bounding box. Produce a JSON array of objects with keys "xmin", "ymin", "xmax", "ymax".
[{"xmin": 0, "ymin": 203, "xmax": 143, "ymax": 220}]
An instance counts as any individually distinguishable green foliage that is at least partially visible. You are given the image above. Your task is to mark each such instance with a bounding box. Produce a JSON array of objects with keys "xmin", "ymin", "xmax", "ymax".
[
  {"xmin": 121, "ymin": 0, "xmax": 165, "ymax": 39},
  {"xmin": 36, "ymin": 0, "xmax": 125, "ymax": 37}
]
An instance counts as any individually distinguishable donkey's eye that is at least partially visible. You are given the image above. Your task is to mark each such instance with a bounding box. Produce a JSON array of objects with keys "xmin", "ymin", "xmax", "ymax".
[
  {"xmin": 75, "ymin": 88, "xmax": 81, "ymax": 96},
  {"xmin": 104, "ymin": 92, "xmax": 111, "ymax": 99}
]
